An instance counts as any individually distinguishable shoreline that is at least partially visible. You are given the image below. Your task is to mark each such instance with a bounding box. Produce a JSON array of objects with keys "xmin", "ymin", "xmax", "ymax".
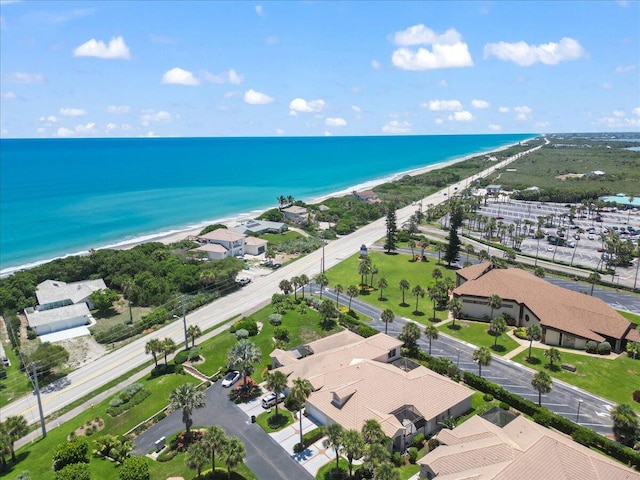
[{"xmin": 0, "ymin": 137, "xmax": 535, "ymax": 277}]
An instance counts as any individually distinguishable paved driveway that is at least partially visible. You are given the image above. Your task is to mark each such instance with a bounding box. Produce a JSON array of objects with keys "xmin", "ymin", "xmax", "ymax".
[{"xmin": 134, "ymin": 382, "xmax": 313, "ymax": 480}]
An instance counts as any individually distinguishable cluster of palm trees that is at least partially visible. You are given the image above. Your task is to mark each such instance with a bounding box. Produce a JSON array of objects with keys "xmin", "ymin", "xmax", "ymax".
[
  {"xmin": 0, "ymin": 415, "xmax": 28, "ymax": 467},
  {"xmin": 396, "ymin": 269, "xmax": 454, "ymax": 320},
  {"xmin": 397, "ymin": 321, "xmax": 440, "ymax": 357},
  {"xmin": 322, "ymin": 419, "xmax": 400, "ymax": 480},
  {"xmin": 184, "ymin": 424, "xmax": 246, "ymax": 478},
  {"xmin": 277, "ymin": 195, "xmax": 295, "ymax": 210},
  {"xmin": 145, "ymin": 337, "xmax": 177, "ymax": 369}
]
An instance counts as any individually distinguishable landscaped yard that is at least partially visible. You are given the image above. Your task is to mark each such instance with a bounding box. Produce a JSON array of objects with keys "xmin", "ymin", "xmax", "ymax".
[
  {"xmin": 315, "ymin": 457, "xmax": 419, "ymax": 480},
  {"xmin": 324, "ymin": 251, "xmax": 456, "ymax": 325},
  {"xmin": 511, "ymin": 347, "xmax": 640, "ymax": 410},
  {"xmin": 619, "ymin": 310, "xmax": 640, "ymax": 326},
  {"xmin": 261, "ymin": 230, "xmax": 304, "ymax": 245},
  {"xmin": 90, "ymin": 304, "xmax": 152, "ymax": 337},
  {"xmin": 256, "ymin": 408, "xmax": 294, "ymax": 433},
  {"xmin": 195, "ymin": 303, "xmax": 341, "ymax": 379},
  {"xmin": 438, "ymin": 320, "xmax": 521, "ymax": 356}
]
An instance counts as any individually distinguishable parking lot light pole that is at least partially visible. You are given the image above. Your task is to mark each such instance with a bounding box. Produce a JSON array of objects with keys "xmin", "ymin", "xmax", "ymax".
[{"xmin": 576, "ymin": 399, "xmax": 583, "ymax": 422}]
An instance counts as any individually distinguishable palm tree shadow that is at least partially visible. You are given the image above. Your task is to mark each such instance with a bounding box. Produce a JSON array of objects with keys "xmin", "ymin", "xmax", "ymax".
[
  {"xmin": 413, "ymin": 311, "xmax": 425, "ymax": 316},
  {"xmin": 526, "ymin": 356, "xmax": 541, "ymax": 365},
  {"xmin": 491, "ymin": 344, "xmax": 506, "ymax": 353},
  {"xmin": 447, "ymin": 324, "xmax": 461, "ymax": 331}
]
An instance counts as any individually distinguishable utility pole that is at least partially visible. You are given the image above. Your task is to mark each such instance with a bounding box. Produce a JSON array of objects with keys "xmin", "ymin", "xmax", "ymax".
[
  {"xmin": 31, "ymin": 362, "xmax": 46, "ymax": 438},
  {"xmin": 181, "ymin": 295, "xmax": 189, "ymax": 349}
]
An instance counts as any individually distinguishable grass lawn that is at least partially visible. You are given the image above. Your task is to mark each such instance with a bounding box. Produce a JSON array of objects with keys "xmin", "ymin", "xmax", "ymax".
[
  {"xmin": 10, "ymin": 370, "xmax": 193, "ymax": 480},
  {"xmin": 315, "ymin": 456, "xmax": 419, "ymax": 480},
  {"xmin": 325, "ymin": 252, "xmax": 456, "ymax": 325},
  {"xmin": 256, "ymin": 408, "xmax": 294, "ymax": 433},
  {"xmin": 619, "ymin": 310, "xmax": 640, "ymax": 326},
  {"xmin": 511, "ymin": 347, "xmax": 640, "ymax": 410},
  {"xmin": 196, "ymin": 303, "xmax": 341, "ymax": 378},
  {"xmin": 438, "ymin": 320, "xmax": 521, "ymax": 356},
  {"xmin": 90, "ymin": 304, "xmax": 152, "ymax": 336},
  {"xmin": 261, "ymin": 231, "xmax": 304, "ymax": 245}
]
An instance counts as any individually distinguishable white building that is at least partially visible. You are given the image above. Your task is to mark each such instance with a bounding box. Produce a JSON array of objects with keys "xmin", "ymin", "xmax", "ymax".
[{"xmin": 194, "ymin": 228, "xmax": 268, "ymax": 260}]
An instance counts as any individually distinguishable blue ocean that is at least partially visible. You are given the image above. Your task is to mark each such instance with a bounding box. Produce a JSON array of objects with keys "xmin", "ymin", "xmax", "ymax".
[{"xmin": 0, "ymin": 134, "xmax": 533, "ymax": 274}]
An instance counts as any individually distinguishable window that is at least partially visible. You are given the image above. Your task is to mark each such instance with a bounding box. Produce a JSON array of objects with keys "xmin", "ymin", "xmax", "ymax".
[
  {"xmin": 525, "ymin": 314, "xmax": 530, "ymax": 322},
  {"xmin": 388, "ymin": 348, "xmax": 397, "ymax": 358}
]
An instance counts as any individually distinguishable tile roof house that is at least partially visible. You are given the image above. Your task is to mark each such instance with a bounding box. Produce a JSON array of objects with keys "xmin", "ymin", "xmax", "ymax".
[
  {"xmin": 453, "ymin": 263, "xmax": 637, "ymax": 353},
  {"xmin": 229, "ymin": 219, "xmax": 288, "ymax": 235},
  {"xmin": 353, "ymin": 189, "xmax": 380, "ymax": 203},
  {"xmin": 418, "ymin": 413, "xmax": 640, "ymax": 479},
  {"xmin": 281, "ymin": 205, "xmax": 309, "ymax": 224},
  {"xmin": 194, "ymin": 228, "xmax": 266, "ymax": 259},
  {"xmin": 271, "ymin": 331, "xmax": 474, "ymax": 451}
]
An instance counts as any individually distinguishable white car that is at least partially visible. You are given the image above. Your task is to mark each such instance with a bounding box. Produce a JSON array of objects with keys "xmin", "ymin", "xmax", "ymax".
[
  {"xmin": 221, "ymin": 371, "xmax": 240, "ymax": 388},
  {"xmin": 262, "ymin": 392, "xmax": 286, "ymax": 408}
]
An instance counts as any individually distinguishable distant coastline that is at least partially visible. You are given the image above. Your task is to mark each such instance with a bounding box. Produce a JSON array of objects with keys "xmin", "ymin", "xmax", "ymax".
[{"xmin": 0, "ymin": 134, "xmax": 535, "ymax": 277}]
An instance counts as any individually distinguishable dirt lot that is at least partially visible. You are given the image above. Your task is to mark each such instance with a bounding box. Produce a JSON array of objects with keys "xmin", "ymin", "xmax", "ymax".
[{"xmin": 57, "ymin": 336, "xmax": 107, "ymax": 369}]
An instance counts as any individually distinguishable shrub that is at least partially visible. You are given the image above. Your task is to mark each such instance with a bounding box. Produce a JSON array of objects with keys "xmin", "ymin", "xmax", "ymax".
[
  {"xmin": 514, "ymin": 327, "xmax": 527, "ymax": 339},
  {"xmin": 273, "ymin": 326, "xmax": 289, "ymax": 341},
  {"xmin": 188, "ymin": 346, "xmax": 201, "ymax": 361},
  {"xmin": 109, "ymin": 397, "xmax": 124, "ymax": 408},
  {"xmin": 427, "ymin": 438, "xmax": 439, "ymax": 452},
  {"xmin": 585, "ymin": 341, "xmax": 598, "ymax": 353},
  {"xmin": 293, "ymin": 442, "xmax": 305, "ymax": 453},
  {"xmin": 119, "ymin": 456, "xmax": 150, "ymax": 480},
  {"xmin": 408, "ymin": 447, "xmax": 418, "ymax": 464},
  {"xmin": 302, "ymin": 427, "xmax": 326, "ymax": 447},
  {"xmin": 411, "ymin": 433, "xmax": 425, "ymax": 449},
  {"xmin": 55, "ymin": 463, "xmax": 91, "ymax": 480},
  {"xmin": 499, "ymin": 402, "xmax": 510, "ymax": 411},
  {"xmin": 391, "ymin": 451, "xmax": 403, "ymax": 467},
  {"xmin": 107, "ymin": 388, "xmax": 151, "ymax": 417},
  {"xmin": 173, "ymin": 350, "xmax": 189, "ymax": 364},
  {"xmin": 633, "ymin": 390, "xmax": 640, "ymax": 403},
  {"xmin": 483, "ymin": 393, "xmax": 494, "ymax": 402},
  {"xmin": 53, "ymin": 439, "xmax": 89, "ymax": 471},
  {"xmin": 235, "ymin": 329, "xmax": 249, "ymax": 340},
  {"xmin": 269, "ymin": 314, "xmax": 283, "ymax": 326},
  {"xmin": 597, "ymin": 341, "xmax": 611, "ymax": 355}
]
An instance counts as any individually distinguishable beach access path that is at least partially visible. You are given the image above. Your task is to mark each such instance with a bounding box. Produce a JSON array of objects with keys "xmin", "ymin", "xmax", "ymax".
[{"xmin": 1, "ymin": 140, "xmax": 545, "ymax": 431}]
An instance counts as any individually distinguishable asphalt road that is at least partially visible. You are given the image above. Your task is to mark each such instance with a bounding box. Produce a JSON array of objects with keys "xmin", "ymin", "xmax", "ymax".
[
  {"xmin": 133, "ymin": 382, "xmax": 313, "ymax": 480},
  {"xmin": 0, "ymin": 141, "xmax": 545, "ymax": 427}
]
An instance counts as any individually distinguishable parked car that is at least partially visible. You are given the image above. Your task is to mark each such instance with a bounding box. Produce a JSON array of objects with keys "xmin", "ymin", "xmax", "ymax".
[
  {"xmin": 262, "ymin": 392, "xmax": 286, "ymax": 408},
  {"xmin": 236, "ymin": 278, "xmax": 251, "ymax": 286},
  {"xmin": 271, "ymin": 263, "xmax": 282, "ymax": 269},
  {"xmin": 221, "ymin": 371, "xmax": 240, "ymax": 388},
  {"xmin": 587, "ymin": 234, "xmax": 595, "ymax": 240}
]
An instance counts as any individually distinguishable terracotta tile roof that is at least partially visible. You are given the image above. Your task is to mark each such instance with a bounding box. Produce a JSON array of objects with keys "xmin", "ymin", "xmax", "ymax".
[
  {"xmin": 454, "ymin": 265, "xmax": 632, "ymax": 343},
  {"xmin": 456, "ymin": 263, "xmax": 494, "ymax": 282},
  {"xmin": 198, "ymin": 229, "xmax": 245, "ymax": 242},
  {"xmin": 244, "ymin": 236, "xmax": 267, "ymax": 246},
  {"xmin": 193, "ymin": 244, "xmax": 227, "ymax": 253},
  {"xmin": 625, "ymin": 329, "xmax": 640, "ymax": 343}
]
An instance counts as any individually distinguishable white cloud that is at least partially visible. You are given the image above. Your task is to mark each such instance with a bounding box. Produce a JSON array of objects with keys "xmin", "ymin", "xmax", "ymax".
[
  {"xmin": 391, "ymin": 25, "xmax": 473, "ymax": 71},
  {"xmin": 59, "ymin": 107, "xmax": 87, "ymax": 117},
  {"xmin": 121, "ymin": 123, "xmax": 132, "ymax": 131},
  {"xmin": 471, "ymin": 99, "xmax": 490, "ymax": 109},
  {"xmin": 352, "ymin": 105, "xmax": 361, "ymax": 113},
  {"xmin": 203, "ymin": 69, "xmax": 244, "ymax": 85},
  {"xmin": 75, "ymin": 122, "xmax": 97, "ymax": 135},
  {"xmin": 289, "ymin": 98, "xmax": 325, "ymax": 114},
  {"xmin": 73, "ymin": 36, "xmax": 131, "ymax": 60},
  {"xmin": 0, "ymin": 91, "xmax": 16, "ymax": 101},
  {"xmin": 535, "ymin": 121, "xmax": 550, "ymax": 128},
  {"xmin": 39, "ymin": 115, "xmax": 59, "ymax": 125},
  {"xmin": 514, "ymin": 105, "xmax": 532, "ymax": 120},
  {"xmin": 105, "ymin": 122, "xmax": 118, "ymax": 132},
  {"xmin": 324, "ymin": 131, "xmax": 332, "ymax": 136},
  {"xmin": 449, "ymin": 111, "xmax": 473, "ymax": 122},
  {"xmin": 275, "ymin": 128, "xmax": 285, "ymax": 135},
  {"xmin": 613, "ymin": 110, "xmax": 625, "ymax": 118},
  {"xmin": 596, "ymin": 114, "xmax": 640, "ymax": 128},
  {"xmin": 601, "ymin": 82, "xmax": 612, "ymax": 89},
  {"xmin": 633, "ymin": 107, "xmax": 640, "ymax": 117},
  {"xmin": 56, "ymin": 127, "xmax": 75, "ymax": 137},
  {"xmin": 325, "ymin": 117, "xmax": 347, "ymax": 127},
  {"xmin": 244, "ymin": 89, "xmax": 273, "ymax": 105},
  {"xmin": 255, "ymin": 5, "xmax": 263, "ymax": 15},
  {"xmin": 4, "ymin": 72, "xmax": 44, "ymax": 83},
  {"xmin": 140, "ymin": 110, "xmax": 172, "ymax": 126},
  {"xmin": 488, "ymin": 124, "xmax": 502, "ymax": 131},
  {"xmin": 371, "ymin": 60, "xmax": 381, "ymax": 70},
  {"xmin": 382, "ymin": 120, "xmax": 412, "ymax": 134},
  {"xmin": 616, "ymin": 64, "xmax": 636, "ymax": 73},
  {"xmin": 422, "ymin": 99, "xmax": 463, "ymax": 111},
  {"xmin": 162, "ymin": 67, "xmax": 200, "ymax": 86},
  {"xmin": 106, "ymin": 105, "xmax": 131, "ymax": 114},
  {"xmin": 438, "ymin": 80, "xmax": 447, "ymax": 88},
  {"xmin": 498, "ymin": 106, "xmax": 510, "ymax": 113},
  {"xmin": 483, "ymin": 37, "xmax": 585, "ymax": 66}
]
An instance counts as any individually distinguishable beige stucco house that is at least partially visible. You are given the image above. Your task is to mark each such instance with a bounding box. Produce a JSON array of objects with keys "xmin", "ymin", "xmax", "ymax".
[{"xmin": 194, "ymin": 228, "xmax": 267, "ymax": 260}]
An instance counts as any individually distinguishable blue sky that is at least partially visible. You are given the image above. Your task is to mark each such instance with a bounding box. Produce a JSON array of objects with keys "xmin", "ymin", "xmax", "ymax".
[{"xmin": 1, "ymin": 0, "xmax": 638, "ymax": 138}]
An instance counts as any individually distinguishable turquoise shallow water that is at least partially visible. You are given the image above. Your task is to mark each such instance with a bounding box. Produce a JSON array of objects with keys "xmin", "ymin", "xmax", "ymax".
[{"xmin": 0, "ymin": 134, "xmax": 533, "ymax": 273}]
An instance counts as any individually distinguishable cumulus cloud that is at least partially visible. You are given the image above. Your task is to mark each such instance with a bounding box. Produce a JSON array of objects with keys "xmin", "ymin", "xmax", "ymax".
[
  {"xmin": 162, "ymin": 67, "xmax": 200, "ymax": 86},
  {"xmin": 613, "ymin": 110, "xmax": 625, "ymax": 118},
  {"xmin": 56, "ymin": 127, "xmax": 75, "ymax": 137},
  {"xmin": 483, "ymin": 37, "xmax": 585, "ymax": 66},
  {"xmin": 633, "ymin": 107, "xmax": 640, "ymax": 117},
  {"xmin": 371, "ymin": 60, "xmax": 381, "ymax": 70},
  {"xmin": 59, "ymin": 107, "xmax": 87, "ymax": 117},
  {"xmin": 105, "ymin": 122, "xmax": 118, "ymax": 132},
  {"xmin": 4, "ymin": 72, "xmax": 44, "ymax": 83},
  {"xmin": 514, "ymin": 105, "xmax": 532, "ymax": 120},
  {"xmin": 449, "ymin": 111, "xmax": 473, "ymax": 122},
  {"xmin": 471, "ymin": 99, "xmax": 490, "ymax": 109},
  {"xmin": 39, "ymin": 115, "xmax": 59, "ymax": 125},
  {"xmin": 382, "ymin": 120, "xmax": 412, "ymax": 134},
  {"xmin": 596, "ymin": 111, "xmax": 640, "ymax": 128},
  {"xmin": 255, "ymin": 5, "xmax": 263, "ymax": 15},
  {"xmin": 0, "ymin": 91, "xmax": 16, "ymax": 101},
  {"xmin": 289, "ymin": 98, "xmax": 325, "ymax": 114},
  {"xmin": 391, "ymin": 25, "xmax": 473, "ymax": 70},
  {"xmin": 275, "ymin": 128, "xmax": 285, "ymax": 135},
  {"xmin": 203, "ymin": 69, "xmax": 244, "ymax": 85},
  {"xmin": 352, "ymin": 105, "xmax": 361, "ymax": 113},
  {"xmin": 75, "ymin": 122, "xmax": 97, "ymax": 135},
  {"xmin": 616, "ymin": 64, "xmax": 636, "ymax": 73},
  {"xmin": 488, "ymin": 124, "xmax": 502, "ymax": 131},
  {"xmin": 140, "ymin": 109, "xmax": 172, "ymax": 126},
  {"xmin": 244, "ymin": 89, "xmax": 273, "ymax": 104},
  {"xmin": 422, "ymin": 99, "xmax": 463, "ymax": 111},
  {"xmin": 106, "ymin": 105, "xmax": 131, "ymax": 114},
  {"xmin": 498, "ymin": 106, "xmax": 510, "ymax": 113},
  {"xmin": 73, "ymin": 36, "xmax": 131, "ymax": 60},
  {"xmin": 325, "ymin": 117, "xmax": 347, "ymax": 127}
]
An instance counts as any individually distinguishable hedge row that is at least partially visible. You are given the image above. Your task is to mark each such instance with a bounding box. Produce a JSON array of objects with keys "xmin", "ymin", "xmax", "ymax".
[
  {"xmin": 339, "ymin": 314, "xmax": 378, "ymax": 338},
  {"xmin": 463, "ymin": 371, "xmax": 640, "ymax": 468},
  {"xmin": 293, "ymin": 426, "xmax": 326, "ymax": 452},
  {"xmin": 107, "ymin": 388, "xmax": 151, "ymax": 417}
]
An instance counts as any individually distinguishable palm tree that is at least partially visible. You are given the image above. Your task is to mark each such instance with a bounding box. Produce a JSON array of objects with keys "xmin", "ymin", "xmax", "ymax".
[
  {"xmin": 611, "ymin": 403, "xmax": 640, "ymax": 446},
  {"xmin": 369, "ymin": 266, "xmax": 378, "ymax": 287},
  {"xmin": 408, "ymin": 240, "xmax": 416, "ymax": 260},
  {"xmin": 279, "ymin": 279, "xmax": 292, "ymax": 295},
  {"xmin": 169, "ymin": 383, "xmax": 206, "ymax": 443},
  {"xmin": 465, "ymin": 244, "xmax": 475, "ymax": 263},
  {"xmin": 358, "ymin": 259, "xmax": 372, "ymax": 289},
  {"xmin": 162, "ymin": 337, "xmax": 177, "ymax": 366},
  {"xmin": 222, "ymin": 436, "xmax": 246, "ymax": 479},
  {"xmin": 227, "ymin": 339, "xmax": 262, "ymax": 386},
  {"xmin": 377, "ymin": 278, "xmax": 388, "ymax": 301},
  {"xmin": 473, "ymin": 346, "xmax": 492, "ymax": 377},
  {"xmin": 380, "ymin": 309, "xmax": 395, "ymax": 335},
  {"xmin": 290, "ymin": 377, "xmax": 313, "ymax": 447},
  {"xmin": 185, "ymin": 441, "xmax": 208, "ymax": 477},
  {"xmin": 201, "ymin": 425, "xmax": 228, "ymax": 474},
  {"xmin": 412, "ymin": 285, "xmax": 425, "ymax": 313},
  {"xmin": 145, "ymin": 338, "xmax": 163, "ymax": 368},
  {"xmin": 570, "ymin": 227, "xmax": 585, "ymax": 266},
  {"xmin": 531, "ymin": 370, "xmax": 552, "ymax": 406},
  {"xmin": 314, "ymin": 273, "xmax": 329, "ymax": 298},
  {"xmin": 299, "ymin": 274, "xmax": 310, "ymax": 299},
  {"xmin": 478, "ymin": 250, "xmax": 489, "ymax": 262},
  {"xmin": 399, "ymin": 322, "xmax": 421, "ymax": 354},
  {"xmin": 431, "ymin": 268, "xmax": 443, "ymax": 284},
  {"xmin": 2, "ymin": 416, "xmax": 27, "ymax": 462},
  {"xmin": 121, "ymin": 277, "xmax": 134, "ymax": 323},
  {"xmin": 334, "ymin": 284, "xmax": 344, "ymax": 306},
  {"xmin": 424, "ymin": 324, "xmax": 439, "ymax": 355},
  {"xmin": 398, "ymin": 279, "xmax": 410, "ymax": 306},
  {"xmin": 487, "ymin": 294, "xmax": 502, "ymax": 320},
  {"xmin": 526, "ymin": 324, "xmax": 542, "ymax": 359},
  {"xmin": 341, "ymin": 429, "xmax": 365, "ymax": 479},
  {"xmin": 291, "ymin": 276, "xmax": 300, "ymax": 301},
  {"xmin": 0, "ymin": 430, "xmax": 11, "ymax": 468},
  {"xmin": 346, "ymin": 285, "xmax": 359, "ymax": 311},
  {"xmin": 489, "ymin": 315, "xmax": 508, "ymax": 347},
  {"xmin": 435, "ymin": 243, "xmax": 446, "ymax": 264},
  {"xmin": 362, "ymin": 443, "xmax": 390, "ymax": 476},
  {"xmin": 428, "ymin": 284, "xmax": 443, "ymax": 321},
  {"xmin": 323, "ymin": 423, "xmax": 344, "ymax": 471},
  {"xmin": 544, "ymin": 347, "xmax": 561, "ymax": 368},
  {"xmin": 420, "ymin": 240, "xmax": 429, "ymax": 261},
  {"xmin": 588, "ymin": 271, "xmax": 601, "ymax": 296},
  {"xmin": 361, "ymin": 419, "xmax": 386, "ymax": 445},
  {"xmin": 264, "ymin": 370, "xmax": 288, "ymax": 417},
  {"xmin": 374, "ymin": 462, "xmax": 401, "ymax": 480},
  {"xmin": 187, "ymin": 324, "xmax": 201, "ymax": 348},
  {"xmin": 448, "ymin": 297, "xmax": 463, "ymax": 327}
]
